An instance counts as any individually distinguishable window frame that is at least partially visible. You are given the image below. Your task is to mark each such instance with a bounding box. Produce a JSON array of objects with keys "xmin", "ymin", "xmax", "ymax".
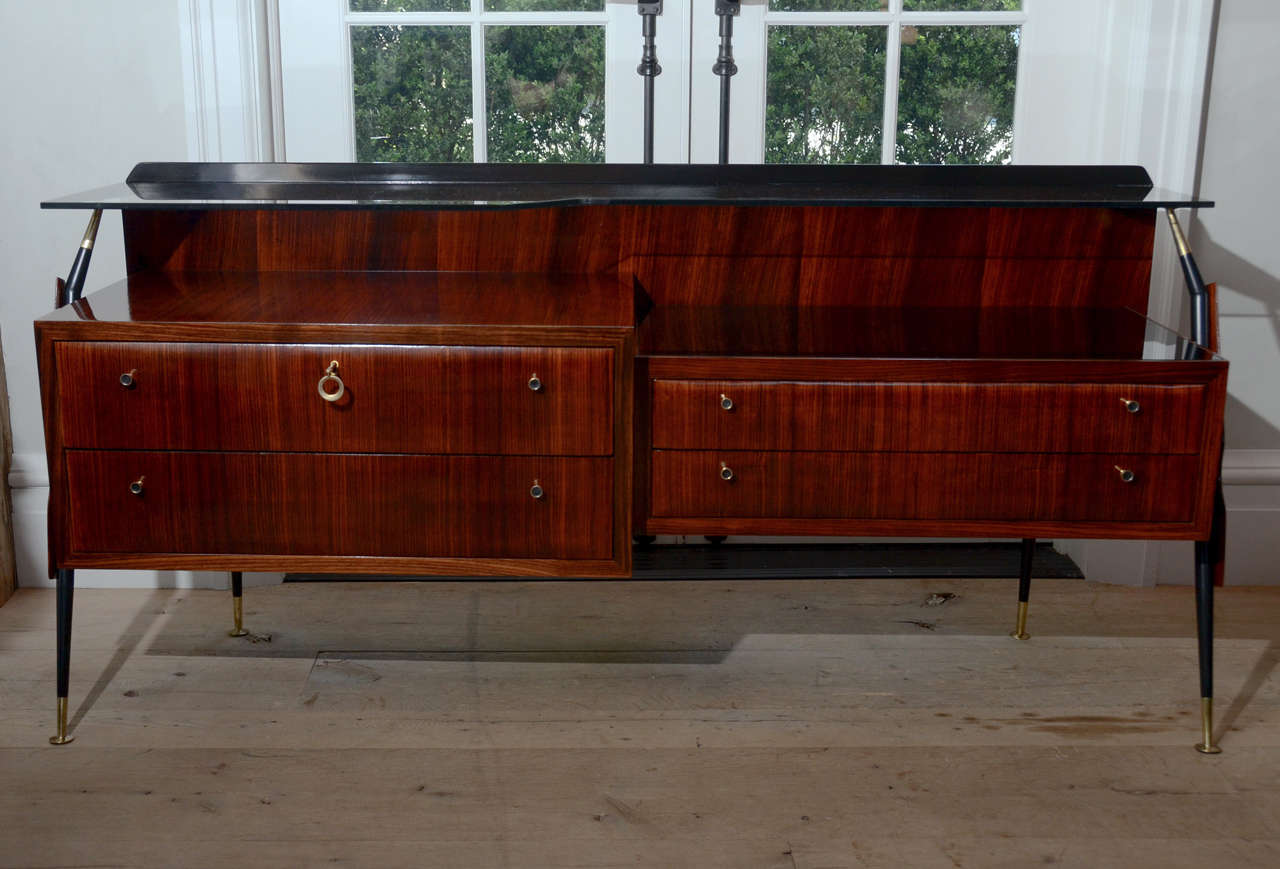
[
  {"xmin": 279, "ymin": 0, "xmax": 694, "ymax": 163},
  {"xmin": 690, "ymin": 0, "xmax": 1029, "ymax": 163}
]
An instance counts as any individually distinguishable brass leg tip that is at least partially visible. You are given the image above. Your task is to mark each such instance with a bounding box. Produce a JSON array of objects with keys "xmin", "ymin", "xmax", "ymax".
[
  {"xmin": 50, "ymin": 697, "xmax": 73, "ymax": 744},
  {"xmin": 1195, "ymin": 742, "xmax": 1223, "ymax": 755},
  {"xmin": 1010, "ymin": 602, "xmax": 1030, "ymax": 640},
  {"xmin": 228, "ymin": 627, "xmax": 249, "ymax": 638}
]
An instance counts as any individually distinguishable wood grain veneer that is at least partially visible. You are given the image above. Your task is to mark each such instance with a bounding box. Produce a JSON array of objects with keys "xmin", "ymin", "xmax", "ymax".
[
  {"xmin": 650, "ymin": 451, "xmax": 1198, "ymax": 524},
  {"xmin": 651, "ymin": 381, "xmax": 1206, "ymax": 454},
  {"xmin": 66, "ymin": 451, "xmax": 613, "ymax": 561},
  {"xmin": 57, "ymin": 342, "xmax": 613, "ymax": 456},
  {"xmin": 122, "ymin": 206, "xmax": 1155, "ymax": 312}
]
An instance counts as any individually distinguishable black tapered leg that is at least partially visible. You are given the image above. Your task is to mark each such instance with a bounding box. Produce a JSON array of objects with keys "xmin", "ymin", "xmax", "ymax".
[
  {"xmin": 1010, "ymin": 538, "xmax": 1035, "ymax": 640},
  {"xmin": 229, "ymin": 571, "xmax": 248, "ymax": 638},
  {"xmin": 1194, "ymin": 539, "xmax": 1222, "ymax": 753},
  {"xmin": 49, "ymin": 568, "xmax": 75, "ymax": 745}
]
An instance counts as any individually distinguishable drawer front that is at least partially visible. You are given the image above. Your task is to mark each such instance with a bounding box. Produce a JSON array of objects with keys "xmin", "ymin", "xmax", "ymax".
[
  {"xmin": 652, "ymin": 380, "xmax": 1205, "ymax": 454},
  {"xmin": 651, "ymin": 451, "xmax": 1197, "ymax": 523},
  {"xmin": 66, "ymin": 451, "xmax": 612, "ymax": 559},
  {"xmin": 57, "ymin": 343, "xmax": 613, "ymax": 455}
]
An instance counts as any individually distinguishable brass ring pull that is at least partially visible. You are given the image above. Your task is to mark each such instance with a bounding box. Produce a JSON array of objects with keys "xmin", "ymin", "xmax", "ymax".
[
  {"xmin": 720, "ymin": 393, "xmax": 734, "ymax": 411},
  {"xmin": 1121, "ymin": 398, "xmax": 1141, "ymax": 414},
  {"xmin": 530, "ymin": 479, "xmax": 544, "ymax": 500},
  {"xmin": 119, "ymin": 369, "xmax": 138, "ymax": 389},
  {"xmin": 1115, "ymin": 466, "xmax": 1136, "ymax": 484},
  {"xmin": 129, "ymin": 476, "xmax": 145, "ymax": 496},
  {"xmin": 719, "ymin": 462, "xmax": 734, "ymax": 482},
  {"xmin": 528, "ymin": 373, "xmax": 543, "ymax": 392},
  {"xmin": 318, "ymin": 361, "xmax": 345, "ymax": 403}
]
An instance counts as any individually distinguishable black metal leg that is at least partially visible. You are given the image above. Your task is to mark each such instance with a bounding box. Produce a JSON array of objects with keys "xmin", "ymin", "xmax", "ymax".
[
  {"xmin": 704, "ymin": 535, "xmax": 727, "ymax": 545},
  {"xmin": 49, "ymin": 568, "xmax": 75, "ymax": 745},
  {"xmin": 713, "ymin": 1, "xmax": 740, "ymax": 165},
  {"xmin": 633, "ymin": 535, "xmax": 657, "ymax": 547},
  {"xmin": 1010, "ymin": 538, "xmax": 1034, "ymax": 641},
  {"xmin": 229, "ymin": 571, "xmax": 248, "ymax": 638},
  {"xmin": 1194, "ymin": 539, "xmax": 1222, "ymax": 753},
  {"xmin": 636, "ymin": 2, "xmax": 663, "ymax": 165}
]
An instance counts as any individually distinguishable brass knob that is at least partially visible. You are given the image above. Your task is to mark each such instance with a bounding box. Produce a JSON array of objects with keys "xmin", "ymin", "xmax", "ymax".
[
  {"xmin": 318, "ymin": 360, "xmax": 345, "ymax": 403},
  {"xmin": 1115, "ymin": 466, "xmax": 1136, "ymax": 484},
  {"xmin": 720, "ymin": 393, "xmax": 734, "ymax": 411},
  {"xmin": 719, "ymin": 462, "xmax": 734, "ymax": 482},
  {"xmin": 530, "ymin": 479, "xmax": 544, "ymax": 500},
  {"xmin": 129, "ymin": 476, "xmax": 145, "ymax": 496},
  {"xmin": 119, "ymin": 369, "xmax": 138, "ymax": 389},
  {"xmin": 1121, "ymin": 398, "xmax": 1141, "ymax": 414},
  {"xmin": 528, "ymin": 374, "xmax": 543, "ymax": 392}
]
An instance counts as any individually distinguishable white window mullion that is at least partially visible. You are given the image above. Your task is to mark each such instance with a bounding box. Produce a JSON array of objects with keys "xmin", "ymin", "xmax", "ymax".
[
  {"xmin": 470, "ymin": 11, "xmax": 487, "ymax": 163},
  {"xmin": 880, "ymin": 0, "xmax": 903, "ymax": 165}
]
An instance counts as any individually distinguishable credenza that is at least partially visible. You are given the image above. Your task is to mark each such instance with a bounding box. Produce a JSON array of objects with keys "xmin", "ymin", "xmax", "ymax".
[{"xmin": 35, "ymin": 163, "xmax": 1227, "ymax": 750}]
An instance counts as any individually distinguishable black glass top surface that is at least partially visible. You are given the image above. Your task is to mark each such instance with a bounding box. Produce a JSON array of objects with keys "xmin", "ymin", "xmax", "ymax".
[{"xmin": 41, "ymin": 163, "xmax": 1211, "ymax": 211}]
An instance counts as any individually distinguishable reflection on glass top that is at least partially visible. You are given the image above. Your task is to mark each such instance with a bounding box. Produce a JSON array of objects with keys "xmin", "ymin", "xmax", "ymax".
[
  {"xmin": 41, "ymin": 163, "xmax": 1212, "ymax": 211},
  {"xmin": 637, "ymin": 305, "xmax": 1221, "ymax": 361}
]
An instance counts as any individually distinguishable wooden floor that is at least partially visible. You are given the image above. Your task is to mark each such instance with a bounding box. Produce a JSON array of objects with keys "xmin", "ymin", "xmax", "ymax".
[{"xmin": 1, "ymin": 578, "xmax": 1278, "ymax": 868}]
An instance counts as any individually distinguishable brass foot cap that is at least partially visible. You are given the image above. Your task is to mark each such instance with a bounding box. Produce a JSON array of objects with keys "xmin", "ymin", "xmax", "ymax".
[
  {"xmin": 1010, "ymin": 630, "xmax": 1030, "ymax": 641},
  {"xmin": 1195, "ymin": 743, "xmax": 1223, "ymax": 755},
  {"xmin": 228, "ymin": 627, "xmax": 249, "ymax": 638},
  {"xmin": 48, "ymin": 734, "xmax": 75, "ymax": 745}
]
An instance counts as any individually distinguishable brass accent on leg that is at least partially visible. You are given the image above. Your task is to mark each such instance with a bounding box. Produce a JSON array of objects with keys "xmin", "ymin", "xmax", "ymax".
[
  {"xmin": 1010, "ymin": 600, "xmax": 1030, "ymax": 641},
  {"xmin": 1195, "ymin": 697, "xmax": 1222, "ymax": 754},
  {"xmin": 49, "ymin": 696, "xmax": 74, "ymax": 745},
  {"xmin": 229, "ymin": 596, "xmax": 248, "ymax": 638}
]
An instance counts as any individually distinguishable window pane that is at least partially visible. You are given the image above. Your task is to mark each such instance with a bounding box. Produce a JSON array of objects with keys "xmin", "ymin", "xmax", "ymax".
[
  {"xmin": 765, "ymin": 27, "xmax": 887, "ymax": 164},
  {"xmin": 485, "ymin": 0, "xmax": 605, "ymax": 10},
  {"xmin": 902, "ymin": 1, "xmax": 1021, "ymax": 10},
  {"xmin": 351, "ymin": 26, "xmax": 473, "ymax": 162},
  {"xmin": 350, "ymin": 0, "xmax": 468, "ymax": 11},
  {"xmin": 769, "ymin": 1, "xmax": 885, "ymax": 10},
  {"xmin": 485, "ymin": 25, "xmax": 605, "ymax": 163},
  {"xmin": 896, "ymin": 25, "xmax": 1018, "ymax": 164}
]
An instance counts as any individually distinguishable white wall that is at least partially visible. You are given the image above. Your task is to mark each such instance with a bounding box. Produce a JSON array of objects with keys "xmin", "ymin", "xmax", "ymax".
[
  {"xmin": 1179, "ymin": 0, "xmax": 1280, "ymax": 585},
  {"xmin": 0, "ymin": 1, "xmax": 193, "ymax": 588}
]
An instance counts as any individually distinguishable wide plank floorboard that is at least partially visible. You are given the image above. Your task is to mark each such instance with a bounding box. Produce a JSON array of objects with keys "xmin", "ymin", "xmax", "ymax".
[{"xmin": 1, "ymin": 578, "xmax": 1278, "ymax": 868}]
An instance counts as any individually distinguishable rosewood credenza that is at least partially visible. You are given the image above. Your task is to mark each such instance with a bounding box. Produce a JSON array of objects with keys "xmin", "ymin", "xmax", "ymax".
[{"xmin": 35, "ymin": 163, "xmax": 1227, "ymax": 749}]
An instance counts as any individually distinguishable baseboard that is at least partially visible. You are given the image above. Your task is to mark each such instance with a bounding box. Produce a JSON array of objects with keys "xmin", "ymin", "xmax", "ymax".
[{"xmin": 10, "ymin": 451, "xmax": 1280, "ymax": 588}]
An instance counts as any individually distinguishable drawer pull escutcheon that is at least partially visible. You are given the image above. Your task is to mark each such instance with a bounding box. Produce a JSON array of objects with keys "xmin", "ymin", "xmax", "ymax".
[
  {"xmin": 1121, "ymin": 398, "xmax": 1141, "ymax": 414},
  {"xmin": 119, "ymin": 369, "xmax": 137, "ymax": 389},
  {"xmin": 530, "ymin": 479, "xmax": 544, "ymax": 500},
  {"xmin": 719, "ymin": 462, "xmax": 734, "ymax": 482},
  {"xmin": 318, "ymin": 361, "xmax": 345, "ymax": 403},
  {"xmin": 720, "ymin": 393, "xmax": 734, "ymax": 411},
  {"xmin": 129, "ymin": 476, "xmax": 145, "ymax": 496},
  {"xmin": 528, "ymin": 373, "xmax": 543, "ymax": 392},
  {"xmin": 1115, "ymin": 466, "xmax": 1136, "ymax": 484}
]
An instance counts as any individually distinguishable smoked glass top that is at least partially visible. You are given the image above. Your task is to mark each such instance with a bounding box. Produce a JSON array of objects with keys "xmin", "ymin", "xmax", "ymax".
[{"xmin": 41, "ymin": 163, "xmax": 1211, "ymax": 211}]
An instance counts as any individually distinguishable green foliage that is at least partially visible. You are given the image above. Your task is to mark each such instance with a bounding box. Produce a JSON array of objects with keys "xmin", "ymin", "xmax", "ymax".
[
  {"xmin": 352, "ymin": 26, "xmax": 473, "ymax": 162},
  {"xmin": 353, "ymin": 7, "xmax": 1019, "ymax": 166},
  {"xmin": 485, "ymin": 1, "xmax": 603, "ymax": 10},
  {"xmin": 895, "ymin": 25, "xmax": 1019, "ymax": 164},
  {"xmin": 904, "ymin": 0, "xmax": 1020, "ymax": 9},
  {"xmin": 766, "ymin": 26, "xmax": 886, "ymax": 164},
  {"xmin": 349, "ymin": 1, "xmax": 467, "ymax": 11},
  {"xmin": 485, "ymin": 25, "xmax": 605, "ymax": 163}
]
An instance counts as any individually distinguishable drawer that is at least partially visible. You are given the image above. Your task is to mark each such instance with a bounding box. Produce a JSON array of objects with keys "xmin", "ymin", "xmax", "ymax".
[
  {"xmin": 56, "ymin": 342, "xmax": 613, "ymax": 455},
  {"xmin": 651, "ymin": 380, "xmax": 1205, "ymax": 454},
  {"xmin": 651, "ymin": 450, "xmax": 1197, "ymax": 523},
  {"xmin": 65, "ymin": 451, "xmax": 613, "ymax": 559}
]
